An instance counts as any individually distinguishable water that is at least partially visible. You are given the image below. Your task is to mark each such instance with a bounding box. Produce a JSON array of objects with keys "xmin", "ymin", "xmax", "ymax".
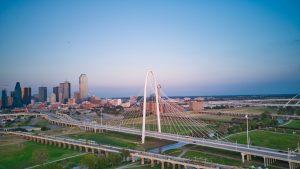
[
  {"xmin": 277, "ymin": 118, "xmax": 284, "ymax": 124},
  {"xmin": 148, "ymin": 142, "xmax": 187, "ymax": 153}
]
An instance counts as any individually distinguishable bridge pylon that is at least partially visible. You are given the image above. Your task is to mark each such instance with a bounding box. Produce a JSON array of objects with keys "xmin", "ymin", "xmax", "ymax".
[{"xmin": 142, "ymin": 70, "xmax": 161, "ymax": 144}]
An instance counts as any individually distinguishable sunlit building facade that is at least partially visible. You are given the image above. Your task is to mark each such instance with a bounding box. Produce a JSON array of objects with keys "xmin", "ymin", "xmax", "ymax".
[{"xmin": 79, "ymin": 74, "xmax": 88, "ymax": 99}]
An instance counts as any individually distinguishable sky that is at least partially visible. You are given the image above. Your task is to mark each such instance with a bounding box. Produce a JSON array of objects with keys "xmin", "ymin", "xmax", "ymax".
[{"xmin": 0, "ymin": 0, "xmax": 300, "ymax": 97}]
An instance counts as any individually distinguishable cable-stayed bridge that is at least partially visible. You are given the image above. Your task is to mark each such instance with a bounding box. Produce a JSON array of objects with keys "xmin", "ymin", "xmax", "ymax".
[{"xmin": 1, "ymin": 70, "xmax": 300, "ymax": 168}]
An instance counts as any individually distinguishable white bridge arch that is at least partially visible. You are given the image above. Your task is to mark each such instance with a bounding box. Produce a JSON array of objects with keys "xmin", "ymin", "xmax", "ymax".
[{"xmin": 142, "ymin": 70, "xmax": 161, "ymax": 144}]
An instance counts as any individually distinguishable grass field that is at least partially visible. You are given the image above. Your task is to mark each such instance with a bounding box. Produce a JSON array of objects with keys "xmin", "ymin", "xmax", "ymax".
[
  {"xmin": 282, "ymin": 120, "xmax": 300, "ymax": 129},
  {"xmin": 183, "ymin": 150, "xmax": 241, "ymax": 166},
  {"xmin": 69, "ymin": 132, "xmax": 137, "ymax": 149},
  {"xmin": 163, "ymin": 148, "xmax": 182, "ymax": 156},
  {"xmin": 228, "ymin": 130, "xmax": 300, "ymax": 150},
  {"xmin": 197, "ymin": 114, "xmax": 233, "ymax": 122},
  {"xmin": 68, "ymin": 131, "xmax": 173, "ymax": 150},
  {"xmin": 206, "ymin": 107, "xmax": 278, "ymax": 115},
  {"xmin": 0, "ymin": 136, "xmax": 79, "ymax": 169}
]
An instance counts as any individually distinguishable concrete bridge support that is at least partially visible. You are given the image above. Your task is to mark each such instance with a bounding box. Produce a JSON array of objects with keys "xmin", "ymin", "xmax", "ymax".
[
  {"xmin": 141, "ymin": 157, "xmax": 144, "ymax": 165},
  {"xmin": 246, "ymin": 154, "xmax": 251, "ymax": 161},
  {"xmin": 151, "ymin": 159, "xmax": 154, "ymax": 167},
  {"xmin": 241, "ymin": 153, "xmax": 245, "ymax": 163},
  {"xmin": 264, "ymin": 157, "xmax": 276, "ymax": 167},
  {"xmin": 74, "ymin": 145, "xmax": 78, "ymax": 151},
  {"xmin": 131, "ymin": 156, "xmax": 136, "ymax": 163},
  {"xmin": 289, "ymin": 162, "xmax": 300, "ymax": 169}
]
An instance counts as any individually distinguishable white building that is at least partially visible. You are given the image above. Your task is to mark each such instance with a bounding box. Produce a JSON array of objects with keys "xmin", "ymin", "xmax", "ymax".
[{"xmin": 79, "ymin": 74, "xmax": 88, "ymax": 99}]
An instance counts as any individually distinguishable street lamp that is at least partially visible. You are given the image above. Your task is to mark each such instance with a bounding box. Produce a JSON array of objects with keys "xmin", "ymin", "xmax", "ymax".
[{"xmin": 246, "ymin": 115, "xmax": 249, "ymax": 148}]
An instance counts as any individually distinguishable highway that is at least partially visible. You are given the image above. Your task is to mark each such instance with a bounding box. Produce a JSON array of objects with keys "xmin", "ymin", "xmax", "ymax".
[
  {"xmin": 3, "ymin": 131, "xmax": 231, "ymax": 169},
  {"xmin": 45, "ymin": 113, "xmax": 300, "ymax": 164},
  {"xmin": 1, "ymin": 112, "xmax": 300, "ymax": 165}
]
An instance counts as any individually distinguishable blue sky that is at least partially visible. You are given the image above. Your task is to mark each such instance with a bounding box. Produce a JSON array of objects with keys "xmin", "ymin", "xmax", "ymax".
[{"xmin": 0, "ymin": 0, "xmax": 299, "ymax": 97}]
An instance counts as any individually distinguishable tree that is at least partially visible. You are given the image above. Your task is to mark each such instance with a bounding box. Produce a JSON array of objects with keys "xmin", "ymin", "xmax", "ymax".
[
  {"xmin": 96, "ymin": 157, "xmax": 108, "ymax": 169},
  {"xmin": 107, "ymin": 153, "xmax": 122, "ymax": 166},
  {"xmin": 41, "ymin": 126, "xmax": 50, "ymax": 131},
  {"xmin": 121, "ymin": 149, "xmax": 130, "ymax": 161},
  {"xmin": 80, "ymin": 154, "xmax": 97, "ymax": 169}
]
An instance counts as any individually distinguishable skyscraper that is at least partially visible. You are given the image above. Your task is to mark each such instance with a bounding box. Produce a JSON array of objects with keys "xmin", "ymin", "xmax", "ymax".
[
  {"xmin": 53, "ymin": 86, "xmax": 59, "ymax": 102},
  {"xmin": 22, "ymin": 87, "xmax": 32, "ymax": 105},
  {"xmin": 13, "ymin": 82, "xmax": 23, "ymax": 107},
  {"xmin": 59, "ymin": 81, "xmax": 71, "ymax": 103},
  {"xmin": 1, "ymin": 89, "xmax": 8, "ymax": 109},
  {"xmin": 38, "ymin": 87, "xmax": 47, "ymax": 102},
  {"xmin": 79, "ymin": 74, "xmax": 88, "ymax": 99},
  {"xmin": 49, "ymin": 93, "xmax": 56, "ymax": 104}
]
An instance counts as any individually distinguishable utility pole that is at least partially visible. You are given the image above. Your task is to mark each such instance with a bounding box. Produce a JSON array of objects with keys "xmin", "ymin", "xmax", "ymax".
[
  {"xmin": 246, "ymin": 115, "xmax": 249, "ymax": 148},
  {"xmin": 100, "ymin": 111, "xmax": 103, "ymax": 126}
]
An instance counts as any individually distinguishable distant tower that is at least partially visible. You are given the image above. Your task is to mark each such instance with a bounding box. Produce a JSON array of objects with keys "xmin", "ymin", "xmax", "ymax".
[
  {"xmin": 53, "ymin": 86, "xmax": 59, "ymax": 102},
  {"xmin": 38, "ymin": 87, "xmax": 47, "ymax": 102},
  {"xmin": 23, "ymin": 87, "xmax": 32, "ymax": 105},
  {"xmin": 79, "ymin": 74, "xmax": 88, "ymax": 99},
  {"xmin": 59, "ymin": 81, "xmax": 71, "ymax": 103},
  {"xmin": 13, "ymin": 82, "xmax": 23, "ymax": 107},
  {"xmin": 1, "ymin": 89, "xmax": 8, "ymax": 109}
]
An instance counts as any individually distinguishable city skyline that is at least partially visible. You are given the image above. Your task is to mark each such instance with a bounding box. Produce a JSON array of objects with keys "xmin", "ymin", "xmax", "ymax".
[{"xmin": 0, "ymin": 0, "xmax": 300, "ymax": 97}]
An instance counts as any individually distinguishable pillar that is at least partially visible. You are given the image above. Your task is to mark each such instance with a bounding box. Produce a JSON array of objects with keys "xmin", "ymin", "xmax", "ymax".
[
  {"xmin": 141, "ymin": 157, "xmax": 144, "ymax": 165},
  {"xmin": 132, "ymin": 156, "xmax": 136, "ymax": 163},
  {"xmin": 264, "ymin": 157, "xmax": 267, "ymax": 167},
  {"xmin": 172, "ymin": 163, "xmax": 176, "ymax": 169},
  {"xmin": 161, "ymin": 161, "xmax": 164, "ymax": 169},
  {"xmin": 151, "ymin": 159, "xmax": 154, "ymax": 167},
  {"xmin": 246, "ymin": 154, "xmax": 251, "ymax": 161},
  {"xmin": 241, "ymin": 153, "xmax": 245, "ymax": 163}
]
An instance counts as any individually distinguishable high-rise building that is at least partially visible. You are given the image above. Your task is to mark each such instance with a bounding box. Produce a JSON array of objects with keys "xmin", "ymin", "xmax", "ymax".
[
  {"xmin": 53, "ymin": 86, "xmax": 59, "ymax": 102},
  {"xmin": 74, "ymin": 91, "xmax": 80, "ymax": 101},
  {"xmin": 49, "ymin": 93, "xmax": 56, "ymax": 104},
  {"xmin": 79, "ymin": 74, "xmax": 88, "ymax": 99},
  {"xmin": 59, "ymin": 81, "xmax": 71, "ymax": 103},
  {"xmin": 38, "ymin": 87, "xmax": 47, "ymax": 102},
  {"xmin": 189, "ymin": 98, "xmax": 204, "ymax": 112},
  {"xmin": 22, "ymin": 87, "xmax": 32, "ymax": 105},
  {"xmin": 1, "ymin": 89, "xmax": 8, "ymax": 109},
  {"xmin": 21, "ymin": 88, "xmax": 25, "ymax": 100},
  {"xmin": 13, "ymin": 82, "xmax": 23, "ymax": 108}
]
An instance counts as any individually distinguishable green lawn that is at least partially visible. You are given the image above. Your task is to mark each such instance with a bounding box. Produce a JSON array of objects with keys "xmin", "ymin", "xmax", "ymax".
[
  {"xmin": 0, "ymin": 141, "xmax": 79, "ymax": 169},
  {"xmin": 183, "ymin": 150, "xmax": 241, "ymax": 166},
  {"xmin": 283, "ymin": 120, "xmax": 300, "ymax": 129},
  {"xmin": 198, "ymin": 114, "xmax": 233, "ymax": 122},
  {"xmin": 68, "ymin": 131, "xmax": 172, "ymax": 151},
  {"xmin": 228, "ymin": 130, "xmax": 300, "ymax": 150},
  {"xmin": 163, "ymin": 148, "xmax": 182, "ymax": 156},
  {"xmin": 69, "ymin": 132, "xmax": 137, "ymax": 149},
  {"xmin": 33, "ymin": 118, "xmax": 49, "ymax": 127}
]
